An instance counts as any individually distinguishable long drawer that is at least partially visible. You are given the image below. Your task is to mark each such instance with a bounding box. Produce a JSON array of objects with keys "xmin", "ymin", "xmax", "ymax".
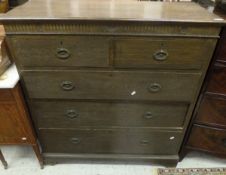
[
  {"xmin": 39, "ymin": 129, "xmax": 182, "ymax": 154},
  {"xmin": 7, "ymin": 36, "xmax": 110, "ymax": 68},
  {"xmin": 22, "ymin": 70, "xmax": 201, "ymax": 101},
  {"xmin": 29, "ymin": 101, "xmax": 188, "ymax": 129},
  {"xmin": 187, "ymin": 125, "xmax": 226, "ymax": 156},
  {"xmin": 114, "ymin": 37, "xmax": 216, "ymax": 69},
  {"xmin": 195, "ymin": 95, "xmax": 226, "ymax": 128}
]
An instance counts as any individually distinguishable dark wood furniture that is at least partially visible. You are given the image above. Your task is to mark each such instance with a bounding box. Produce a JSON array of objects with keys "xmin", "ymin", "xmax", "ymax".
[
  {"xmin": 0, "ymin": 149, "xmax": 7, "ymax": 169},
  {"xmin": 0, "ymin": 0, "xmax": 224, "ymax": 166},
  {"xmin": 180, "ymin": 8, "xmax": 226, "ymax": 159},
  {"xmin": 0, "ymin": 84, "xmax": 44, "ymax": 168}
]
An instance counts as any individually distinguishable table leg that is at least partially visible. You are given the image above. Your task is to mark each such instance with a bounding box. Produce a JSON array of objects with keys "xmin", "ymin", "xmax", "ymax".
[
  {"xmin": 0, "ymin": 149, "xmax": 8, "ymax": 169},
  {"xmin": 32, "ymin": 145, "xmax": 44, "ymax": 169}
]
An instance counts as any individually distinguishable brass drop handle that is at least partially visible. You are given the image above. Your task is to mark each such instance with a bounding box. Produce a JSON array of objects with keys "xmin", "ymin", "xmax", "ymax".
[
  {"xmin": 143, "ymin": 112, "xmax": 153, "ymax": 119},
  {"xmin": 222, "ymin": 138, "xmax": 226, "ymax": 147},
  {"xmin": 153, "ymin": 50, "xmax": 168, "ymax": 61},
  {"xmin": 61, "ymin": 81, "xmax": 75, "ymax": 91},
  {"xmin": 140, "ymin": 140, "xmax": 149, "ymax": 145},
  {"xmin": 66, "ymin": 109, "xmax": 79, "ymax": 119},
  {"xmin": 56, "ymin": 48, "xmax": 71, "ymax": 59},
  {"xmin": 71, "ymin": 138, "xmax": 80, "ymax": 144},
  {"xmin": 148, "ymin": 83, "xmax": 162, "ymax": 93}
]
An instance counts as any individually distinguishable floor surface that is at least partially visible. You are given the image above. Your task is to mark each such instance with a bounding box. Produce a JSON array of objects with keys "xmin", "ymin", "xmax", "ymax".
[{"xmin": 0, "ymin": 146, "xmax": 226, "ymax": 175}]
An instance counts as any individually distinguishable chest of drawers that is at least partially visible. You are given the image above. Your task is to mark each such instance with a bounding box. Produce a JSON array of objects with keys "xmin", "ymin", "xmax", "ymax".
[
  {"xmin": 0, "ymin": 0, "xmax": 224, "ymax": 166},
  {"xmin": 181, "ymin": 24, "xmax": 226, "ymax": 158}
]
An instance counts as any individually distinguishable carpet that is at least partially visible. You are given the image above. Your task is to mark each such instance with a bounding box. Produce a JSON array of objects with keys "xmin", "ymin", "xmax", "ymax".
[{"xmin": 158, "ymin": 168, "xmax": 226, "ymax": 175}]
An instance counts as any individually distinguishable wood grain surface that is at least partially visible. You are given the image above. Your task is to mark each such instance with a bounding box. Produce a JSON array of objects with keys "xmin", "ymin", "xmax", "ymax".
[{"xmin": 0, "ymin": 0, "xmax": 224, "ymax": 23}]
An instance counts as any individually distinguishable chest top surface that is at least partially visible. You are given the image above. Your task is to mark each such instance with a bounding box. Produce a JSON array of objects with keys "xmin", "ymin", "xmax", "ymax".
[{"xmin": 0, "ymin": 0, "xmax": 224, "ymax": 24}]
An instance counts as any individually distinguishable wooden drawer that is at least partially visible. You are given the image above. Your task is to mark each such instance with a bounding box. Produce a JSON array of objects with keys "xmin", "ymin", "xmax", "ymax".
[
  {"xmin": 0, "ymin": 89, "xmax": 14, "ymax": 102},
  {"xmin": 195, "ymin": 96, "xmax": 226, "ymax": 128},
  {"xmin": 22, "ymin": 70, "xmax": 201, "ymax": 101},
  {"xmin": 187, "ymin": 125, "xmax": 226, "ymax": 156},
  {"xmin": 39, "ymin": 129, "xmax": 182, "ymax": 154},
  {"xmin": 216, "ymin": 28, "xmax": 226, "ymax": 62},
  {"xmin": 206, "ymin": 63, "xmax": 226, "ymax": 95},
  {"xmin": 30, "ymin": 101, "xmax": 188, "ymax": 129},
  {"xmin": 7, "ymin": 36, "xmax": 109, "ymax": 68},
  {"xmin": 114, "ymin": 37, "xmax": 216, "ymax": 69}
]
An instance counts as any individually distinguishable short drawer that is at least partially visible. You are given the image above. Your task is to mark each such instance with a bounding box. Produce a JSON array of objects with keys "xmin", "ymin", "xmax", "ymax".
[
  {"xmin": 195, "ymin": 96, "xmax": 226, "ymax": 128},
  {"xmin": 206, "ymin": 63, "xmax": 226, "ymax": 95},
  {"xmin": 30, "ymin": 101, "xmax": 188, "ymax": 129},
  {"xmin": 22, "ymin": 70, "xmax": 201, "ymax": 101},
  {"xmin": 39, "ymin": 129, "xmax": 182, "ymax": 154},
  {"xmin": 7, "ymin": 36, "xmax": 109, "ymax": 68},
  {"xmin": 187, "ymin": 125, "xmax": 226, "ymax": 156},
  {"xmin": 114, "ymin": 37, "xmax": 216, "ymax": 69}
]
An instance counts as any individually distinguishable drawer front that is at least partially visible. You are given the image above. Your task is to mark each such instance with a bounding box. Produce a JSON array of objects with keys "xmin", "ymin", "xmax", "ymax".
[
  {"xmin": 216, "ymin": 28, "xmax": 226, "ymax": 62},
  {"xmin": 206, "ymin": 64, "xmax": 226, "ymax": 95},
  {"xmin": 0, "ymin": 89, "xmax": 14, "ymax": 102},
  {"xmin": 195, "ymin": 96, "xmax": 226, "ymax": 128},
  {"xmin": 7, "ymin": 36, "xmax": 109, "ymax": 68},
  {"xmin": 187, "ymin": 125, "xmax": 226, "ymax": 155},
  {"xmin": 30, "ymin": 101, "xmax": 188, "ymax": 129},
  {"xmin": 22, "ymin": 71, "xmax": 201, "ymax": 101},
  {"xmin": 114, "ymin": 38, "xmax": 216, "ymax": 69},
  {"xmin": 39, "ymin": 129, "xmax": 182, "ymax": 154}
]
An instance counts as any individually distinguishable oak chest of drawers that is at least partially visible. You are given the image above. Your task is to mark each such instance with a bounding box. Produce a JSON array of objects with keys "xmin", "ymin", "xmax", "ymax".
[{"xmin": 0, "ymin": 0, "xmax": 224, "ymax": 166}]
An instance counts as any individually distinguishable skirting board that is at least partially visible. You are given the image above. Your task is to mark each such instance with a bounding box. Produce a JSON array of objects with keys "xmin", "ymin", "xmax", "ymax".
[{"xmin": 42, "ymin": 153, "xmax": 179, "ymax": 167}]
